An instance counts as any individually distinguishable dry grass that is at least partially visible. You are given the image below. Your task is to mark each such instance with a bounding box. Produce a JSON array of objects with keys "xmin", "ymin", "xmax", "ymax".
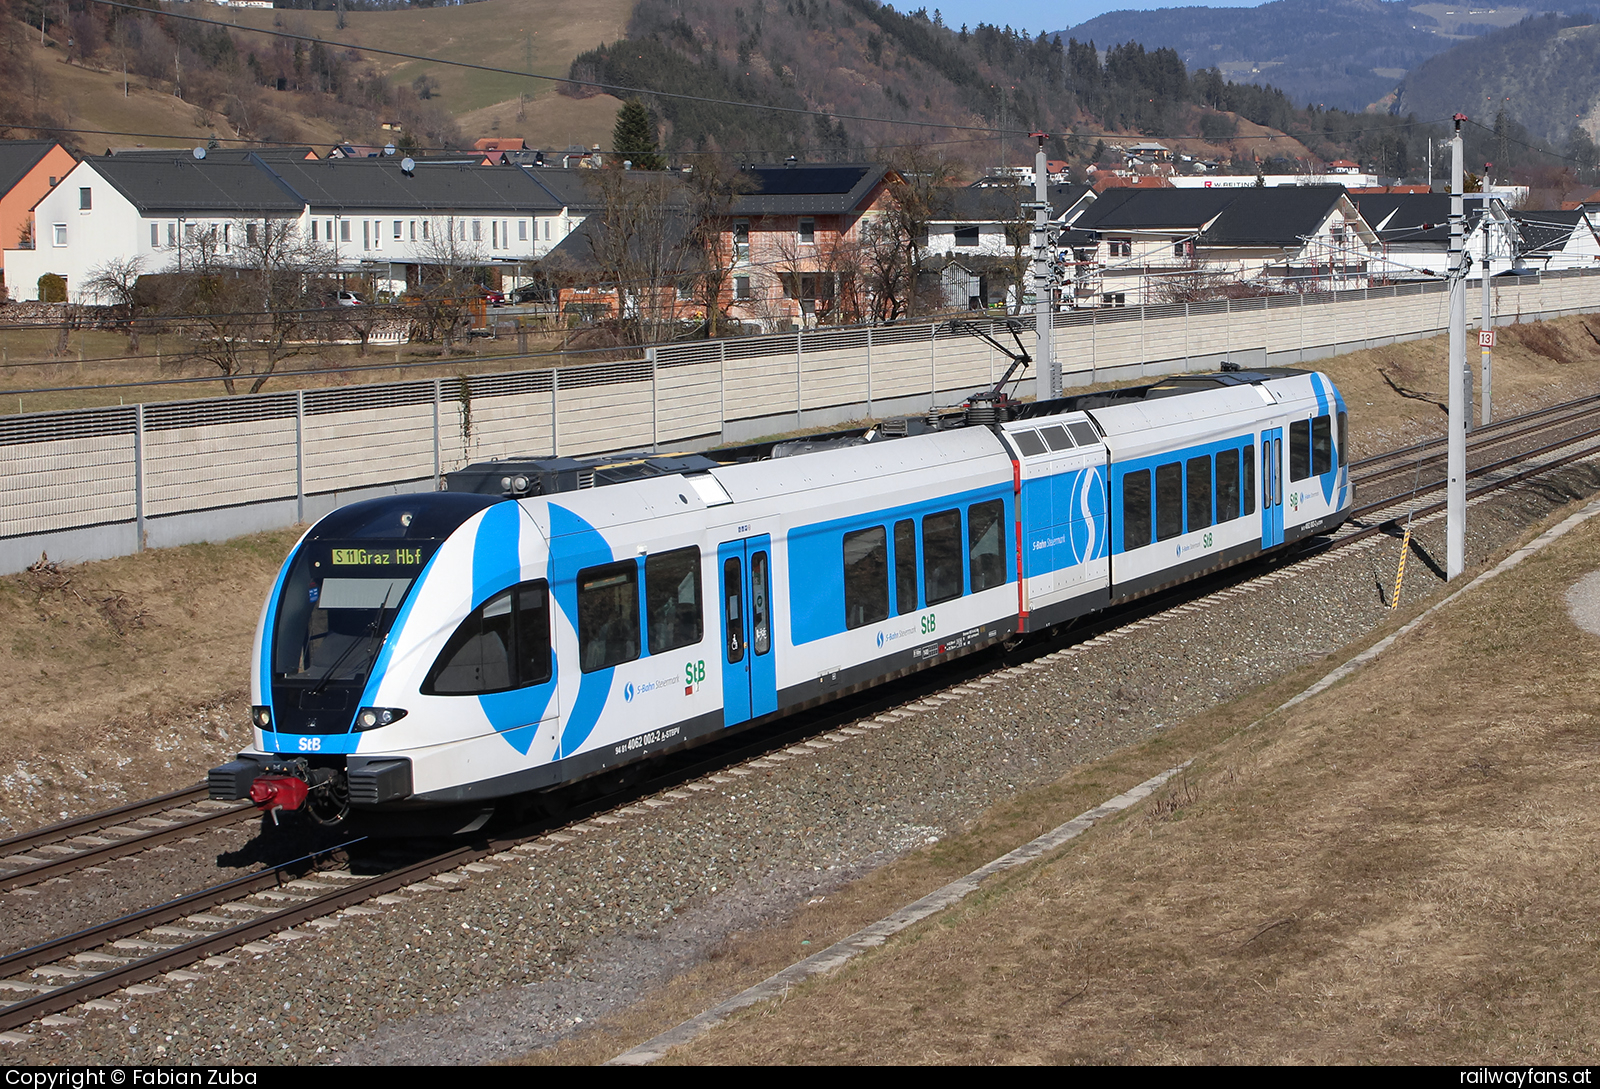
[
  {"xmin": 558, "ymin": 504, "xmax": 1600, "ymax": 1065},
  {"xmin": 0, "ymin": 529, "xmax": 299, "ymax": 835}
]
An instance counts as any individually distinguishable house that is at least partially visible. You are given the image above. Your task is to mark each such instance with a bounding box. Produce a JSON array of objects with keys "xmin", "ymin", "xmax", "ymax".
[
  {"xmin": 716, "ymin": 162, "xmax": 898, "ymax": 330},
  {"xmin": 1, "ymin": 152, "xmax": 598, "ymax": 301},
  {"xmin": 0, "ymin": 140, "xmax": 78, "ymax": 291},
  {"xmin": 1070, "ymin": 185, "xmax": 1378, "ymax": 305},
  {"xmin": 922, "ymin": 182, "xmax": 1095, "ymax": 310}
]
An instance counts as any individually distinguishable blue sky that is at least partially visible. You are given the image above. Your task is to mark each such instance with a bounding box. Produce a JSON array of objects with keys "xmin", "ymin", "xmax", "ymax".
[{"xmin": 924, "ymin": 0, "xmax": 1273, "ymax": 36}]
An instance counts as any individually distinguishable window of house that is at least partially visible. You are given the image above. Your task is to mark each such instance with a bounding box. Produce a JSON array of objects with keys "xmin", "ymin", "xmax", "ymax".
[
  {"xmin": 151, "ymin": 223, "xmax": 159, "ymax": 248},
  {"xmin": 393, "ymin": 220, "xmax": 402, "ymax": 240},
  {"xmin": 734, "ymin": 220, "xmax": 750, "ymax": 259},
  {"xmin": 676, "ymin": 280, "xmax": 694, "ymax": 301},
  {"xmin": 167, "ymin": 223, "xmax": 176, "ymax": 247},
  {"xmin": 362, "ymin": 220, "xmax": 371, "ymax": 250},
  {"xmin": 472, "ymin": 220, "xmax": 482, "ymax": 242},
  {"xmin": 310, "ymin": 220, "xmax": 319, "ymax": 242},
  {"xmin": 1110, "ymin": 237, "xmax": 1132, "ymax": 258},
  {"xmin": 409, "ymin": 221, "xmax": 417, "ymax": 241},
  {"xmin": 519, "ymin": 220, "xmax": 528, "ymax": 242},
  {"xmin": 421, "ymin": 220, "xmax": 430, "ymax": 240},
  {"xmin": 954, "ymin": 226, "xmax": 980, "ymax": 248},
  {"xmin": 53, "ymin": 223, "xmax": 66, "ymax": 247},
  {"xmin": 491, "ymin": 221, "xmax": 498, "ymax": 248},
  {"xmin": 340, "ymin": 220, "xmax": 351, "ymax": 243},
  {"xmin": 1102, "ymin": 293, "xmax": 1126, "ymax": 307},
  {"xmin": 798, "ymin": 217, "xmax": 815, "ymax": 244},
  {"xmin": 734, "ymin": 275, "xmax": 752, "ymax": 300},
  {"xmin": 577, "ymin": 560, "xmax": 640, "ymax": 672},
  {"xmin": 79, "ymin": 188, "xmax": 91, "ymax": 211},
  {"xmin": 543, "ymin": 221, "xmax": 550, "ymax": 241},
  {"xmin": 246, "ymin": 223, "xmax": 259, "ymax": 246}
]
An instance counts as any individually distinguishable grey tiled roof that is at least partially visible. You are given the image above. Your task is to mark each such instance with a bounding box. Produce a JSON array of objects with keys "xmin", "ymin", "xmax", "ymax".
[{"xmin": 0, "ymin": 140, "xmax": 63, "ymax": 201}]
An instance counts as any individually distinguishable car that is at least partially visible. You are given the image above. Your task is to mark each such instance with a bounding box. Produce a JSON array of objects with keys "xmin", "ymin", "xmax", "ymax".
[
  {"xmin": 480, "ymin": 289, "xmax": 506, "ymax": 307},
  {"xmin": 334, "ymin": 291, "xmax": 365, "ymax": 307}
]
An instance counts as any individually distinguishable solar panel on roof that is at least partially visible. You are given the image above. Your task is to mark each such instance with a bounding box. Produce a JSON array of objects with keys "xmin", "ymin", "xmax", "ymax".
[{"xmin": 747, "ymin": 166, "xmax": 869, "ymax": 195}]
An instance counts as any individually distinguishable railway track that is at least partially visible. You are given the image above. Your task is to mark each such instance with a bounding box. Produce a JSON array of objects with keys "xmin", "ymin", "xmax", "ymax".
[{"xmin": 8, "ymin": 396, "xmax": 1600, "ymax": 1042}]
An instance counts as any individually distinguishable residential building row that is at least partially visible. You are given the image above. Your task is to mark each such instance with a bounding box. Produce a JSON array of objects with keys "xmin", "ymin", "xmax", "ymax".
[{"xmin": 2, "ymin": 139, "xmax": 1596, "ymax": 330}]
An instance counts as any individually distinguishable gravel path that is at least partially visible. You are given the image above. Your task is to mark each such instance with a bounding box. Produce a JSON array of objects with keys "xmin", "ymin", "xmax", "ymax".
[{"xmin": 9, "ymin": 457, "xmax": 1600, "ymax": 1064}]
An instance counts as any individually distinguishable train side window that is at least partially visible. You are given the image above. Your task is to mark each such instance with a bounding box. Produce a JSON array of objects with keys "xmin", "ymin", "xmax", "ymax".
[
  {"xmin": 424, "ymin": 581, "xmax": 550, "ymax": 695},
  {"xmin": 968, "ymin": 500, "xmax": 1006, "ymax": 592},
  {"xmin": 515, "ymin": 583, "xmax": 552, "ymax": 686},
  {"xmin": 1216, "ymin": 449, "xmax": 1240, "ymax": 523},
  {"xmin": 577, "ymin": 561, "xmax": 641, "ymax": 673},
  {"xmin": 1311, "ymin": 415, "xmax": 1333, "ymax": 476},
  {"xmin": 1289, "ymin": 419, "xmax": 1311, "ymax": 481},
  {"xmin": 923, "ymin": 510, "xmax": 964, "ymax": 604},
  {"xmin": 1337, "ymin": 411, "xmax": 1348, "ymax": 467},
  {"xmin": 1186, "ymin": 456, "xmax": 1213, "ymax": 531},
  {"xmin": 894, "ymin": 519, "xmax": 918, "ymax": 615},
  {"xmin": 1155, "ymin": 463, "xmax": 1183, "ymax": 541},
  {"xmin": 1242, "ymin": 443, "xmax": 1256, "ymax": 516},
  {"xmin": 1040, "ymin": 425, "xmax": 1074, "ymax": 451},
  {"xmin": 843, "ymin": 526, "xmax": 889, "ymax": 629},
  {"xmin": 751, "ymin": 551, "xmax": 771, "ymax": 655},
  {"xmin": 645, "ymin": 547, "xmax": 702, "ymax": 655},
  {"xmin": 723, "ymin": 557, "xmax": 744, "ymax": 662},
  {"xmin": 1122, "ymin": 470, "xmax": 1151, "ymax": 551}
]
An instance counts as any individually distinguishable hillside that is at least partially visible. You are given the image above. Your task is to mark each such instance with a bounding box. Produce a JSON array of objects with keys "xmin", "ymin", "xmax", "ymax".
[
  {"xmin": 1059, "ymin": 0, "xmax": 1574, "ymax": 112},
  {"xmin": 0, "ymin": 0, "xmax": 634, "ymax": 155},
  {"xmin": 1393, "ymin": 12, "xmax": 1600, "ymax": 145}
]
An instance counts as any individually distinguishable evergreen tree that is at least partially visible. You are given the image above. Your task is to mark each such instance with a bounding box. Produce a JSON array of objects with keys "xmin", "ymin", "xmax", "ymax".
[{"xmin": 613, "ymin": 99, "xmax": 666, "ymax": 170}]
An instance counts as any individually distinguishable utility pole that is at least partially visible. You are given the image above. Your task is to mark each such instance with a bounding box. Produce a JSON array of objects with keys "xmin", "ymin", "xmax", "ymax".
[
  {"xmin": 1447, "ymin": 114, "xmax": 1467, "ymax": 580},
  {"xmin": 1030, "ymin": 133, "xmax": 1056, "ymax": 400},
  {"xmin": 1481, "ymin": 208, "xmax": 1493, "ymax": 426}
]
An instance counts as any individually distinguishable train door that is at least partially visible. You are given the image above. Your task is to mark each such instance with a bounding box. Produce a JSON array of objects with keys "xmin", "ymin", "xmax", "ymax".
[
  {"xmin": 717, "ymin": 535, "xmax": 777, "ymax": 727},
  {"xmin": 1262, "ymin": 427, "xmax": 1284, "ymax": 547}
]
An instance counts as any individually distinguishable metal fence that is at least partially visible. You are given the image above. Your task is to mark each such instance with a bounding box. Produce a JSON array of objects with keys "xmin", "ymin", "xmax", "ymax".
[{"xmin": 4, "ymin": 269, "xmax": 1598, "ymax": 574}]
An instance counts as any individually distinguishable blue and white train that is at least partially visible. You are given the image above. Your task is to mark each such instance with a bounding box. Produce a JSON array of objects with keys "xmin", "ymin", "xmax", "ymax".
[{"xmin": 210, "ymin": 366, "xmax": 1351, "ymax": 829}]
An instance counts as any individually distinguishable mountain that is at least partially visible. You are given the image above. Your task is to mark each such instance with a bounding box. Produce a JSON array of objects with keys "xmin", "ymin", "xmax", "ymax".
[
  {"xmin": 1057, "ymin": 0, "xmax": 1572, "ymax": 112},
  {"xmin": 1392, "ymin": 12, "xmax": 1600, "ymax": 144}
]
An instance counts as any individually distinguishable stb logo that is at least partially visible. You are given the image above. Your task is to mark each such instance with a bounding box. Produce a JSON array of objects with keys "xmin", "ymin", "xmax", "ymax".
[
  {"xmin": 623, "ymin": 682, "xmax": 635, "ymax": 702},
  {"xmin": 876, "ymin": 631, "xmax": 885, "ymax": 648}
]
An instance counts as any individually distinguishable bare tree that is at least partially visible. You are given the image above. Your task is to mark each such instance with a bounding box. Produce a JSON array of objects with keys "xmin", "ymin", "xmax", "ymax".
[
  {"xmin": 576, "ymin": 170, "xmax": 691, "ymax": 346},
  {"xmin": 681, "ymin": 154, "xmax": 754, "ymax": 338},
  {"xmin": 410, "ymin": 216, "xmax": 487, "ymax": 349},
  {"xmin": 83, "ymin": 255, "xmax": 147, "ymax": 353},
  {"xmin": 880, "ymin": 147, "xmax": 958, "ymax": 317},
  {"xmin": 163, "ymin": 218, "xmax": 337, "ymax": 393}
]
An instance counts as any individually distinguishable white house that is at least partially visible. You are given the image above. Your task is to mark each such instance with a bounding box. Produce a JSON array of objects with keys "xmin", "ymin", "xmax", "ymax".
[{"xmin": 2, "ymin": 150, "xmax": 599, "ymax": 301}]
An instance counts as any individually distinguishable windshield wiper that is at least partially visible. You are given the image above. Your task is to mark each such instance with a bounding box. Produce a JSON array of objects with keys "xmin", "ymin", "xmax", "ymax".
[{"xmin": 308, "ymin": 585, "xmax": 396, "ymax": 695}]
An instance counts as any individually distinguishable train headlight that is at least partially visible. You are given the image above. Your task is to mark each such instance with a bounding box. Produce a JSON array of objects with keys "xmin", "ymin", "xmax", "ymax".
[
  {"xmin": 355, "ymin": 707, "xmax": 408, "ymax": 731},
  {"xmin": 252, "ymin": 706, "xmax": 272, "ymax": 729}
]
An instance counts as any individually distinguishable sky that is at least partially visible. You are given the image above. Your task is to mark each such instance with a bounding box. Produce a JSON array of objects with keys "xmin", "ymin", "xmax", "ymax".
[{"xmin": 923, "ymin": 0, "xmax": 1274, "ymax": 36}]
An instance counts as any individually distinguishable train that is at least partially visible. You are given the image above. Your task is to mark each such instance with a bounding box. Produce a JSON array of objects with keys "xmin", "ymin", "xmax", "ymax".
[{"xmin": 209, "ymin": 359, "xmax": 1351, "ymax": 832}]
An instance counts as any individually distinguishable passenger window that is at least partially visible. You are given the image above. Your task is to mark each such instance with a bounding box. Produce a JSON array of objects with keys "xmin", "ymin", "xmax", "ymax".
[
  {"xmin": 923, "ymin": 510, "xmax": 964, "ymax": 604},
  {"xmin": 1122, "ymin": 470, "xmax": 1151, "ymax": 551},
  {"xmin": 645, "ymin": 547, "xmax": 702, "ymax": 655},
  {"xmin": 1312, "ymin": 414, "xmax": 1332, "ymax": 475},
  {"xmin": 723, "ymin": 557, "xmax": 744, "ymax": 662},
  {"xmin": 1242, "ymin": 444, "xmax": 1256, "ymax": 516},
  {"xmin": 1290, "ymin": 419, "xmax": 1311, "ymax": 481},
  {"xmin": 424, "ymin": 581, "xmax": 550, "ymax": 695},
  {"xmin": 894, "ymin": 519, "xmax": 918, "ymax": 615},
  {"xmin": 968, "ymin": 500, "xmax": 1006, "ymax": 592},
  {"xmin": 1216, "ymin": 449, "xmax": 1240, "ymax": 523},
  {"xmin": 844, "ymin": 527, "xmax": 889, "ymax": 629},
  {"xmin": 1337, "ymin": 411, "xmax": 1348, "ymax": 467},
  {"xmin": 751, "ymin": 551, "xmax": 771, "ymax": 655},
  {"xmin": 1155, "ymin": 462, "xmax": 1183, "ymax": 541},
  {"xmin": 577, "ymin": 561, "xmax": 640, "ymax": 673},
  {"xmin": 1186, "ymin": 456, "xmax": 1212, "ymax": 531}
]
